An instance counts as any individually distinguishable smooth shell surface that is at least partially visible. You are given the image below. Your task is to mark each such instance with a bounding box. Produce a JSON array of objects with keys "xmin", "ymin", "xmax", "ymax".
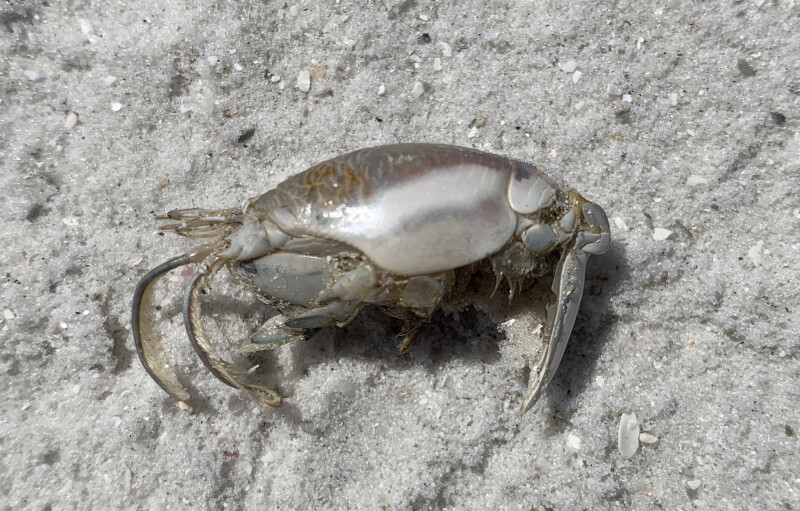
[{"xmin": 252, "ymin": 144, "xmax": 519, "ymax": 275}]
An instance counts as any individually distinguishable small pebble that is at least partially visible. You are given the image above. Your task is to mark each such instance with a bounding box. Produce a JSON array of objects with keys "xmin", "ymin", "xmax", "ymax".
[
  {"xmin": 296, "ymin": 70, "xmax": 311, "ymax": 92},
  {"xmin": 770, "ymin": 112, "xmax": 786, "ymax": 125},
  {"xmin": 3, "ymin": 309, "xmax": 14, "ymax": 321},
  {"xmin": 377, "ymin": 84, "xmax": 386, "ymax": 96},
  {"xmin": 653, "ymin": 228, "xmax": 672, "ymax": 241},
  {"xmin": 737, "ymin": 58, "xmax": 756, "ymax": 77},
  {"xmin": 622, "ymin": 94, "xmax": 632, "ymax": 102},
  {"xmin": 618, "ymin": 412, "xmax": 640, "ymax": 459},
  {"xmin": 419, "ymin": 14, "xmax": 429, "ymax": 21},
  {"xmin": 560, "ymin": 60, "xmax": 577, "ymax": 73},
  {"xmin": 65, "ymin": 112, "xmax": 79, "ymax": 129},
  {"xmin": 207, "ymin": 56, "xmax": 218, "ymax": 66},
  {"xmin": 311, "ymin": 64, "xmax": 327, "ymax": 80},
  {"xmin": 411, "ymin": 81, "xmax": 425, "ymax": 98},
  {"xmin": 432, "ymin": 58, "xmax": 442, "ymax": 71},
  {"xmin": 103, "ymin": 75, "xmax": 117, "ymax": 86},
  {"xmin": 639, "ymin": 432, "xmax": 658, "ymax": 444},
  {"xmin": 613, "ymin": 217, "xmax": 629, "ymax": 231},
  {"xmin": 615, "ymin": 105, "xmax": 631, "ymax": 116},
  {"xmin": 566, "ymin": 434, "xmax": 582, "ymax": 450},
  {"xmin": 669, "ymin": 93, "xmax": 678, "ymax": 106},
  {"xmin": 748, "ymin": 240, "xmax": 764, "ymax": 266},
  {"xmin": 686, "ymin": 175, "xmax": 708, "ymax": 186},
  {"xmin": 110, "ymin": 102, "xmax": 123, "ymax": 112},
  {"xmin": 237, "ymin": 128, "xmax": 256, "ymax": 144},
  {"xmin": 572, "ymin": 70, "xmax": 582, "ymax": 84},
  {"xmin": 686, "ymin": 480, "xmax": 701, "ymax": 491},
  {"xmin": 233, "ymin": 63, "xmax": 243, "ymax": 71},
  {"xmin": 270, "ymin": 74, "xmax": 281, "ymax": 83},
  {"xmin": 440, "ymin": 42, "xmax": 452, "ymax": 57},
  {"xmin": 24, "ymin": 70, "xmax": 39, "ymax": 81},
  {"xmin": 607, "ymin": 84, "xmax": 623, "ymax": 96}
]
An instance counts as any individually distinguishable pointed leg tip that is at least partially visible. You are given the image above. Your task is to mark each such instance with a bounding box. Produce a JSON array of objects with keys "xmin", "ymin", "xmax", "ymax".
[
  {"xmin": 519, "ymin": 389, "xmax": 541, "ymax": 417},
  {"xmin": 177, "ymin": 399, "xmax": 195, "ymax": 413},
  {"xmin": 248, "ymin": 385, "xmax": 282, "ymax": 407},
  {"xmin": 396, "ymin": 338, "xmax": 413, "ymax": 352},
  {"xmin": 396, "ymin": 324, "xmax": 423, "ymax": 352}
]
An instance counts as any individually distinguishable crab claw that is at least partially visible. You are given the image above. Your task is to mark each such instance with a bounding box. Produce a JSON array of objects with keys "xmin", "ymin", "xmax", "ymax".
[{"xmin": 520, "ymin": 201, "xmax": 609, "ymax": 415}]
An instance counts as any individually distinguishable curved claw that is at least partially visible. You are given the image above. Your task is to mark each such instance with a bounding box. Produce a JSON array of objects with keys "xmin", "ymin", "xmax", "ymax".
[
  {"xmin": 131, "ymin": 244, "xmax": 214, "ymax": 401},
  {"xmin": 520, "ymin": 245, "xmax": 588, "ymax": 415}
]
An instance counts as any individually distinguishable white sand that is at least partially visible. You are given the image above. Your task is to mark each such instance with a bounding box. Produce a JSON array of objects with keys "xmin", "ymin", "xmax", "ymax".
[{"xmin": 1, "ymin": 1, "xmax": 798, "ymax": 509}]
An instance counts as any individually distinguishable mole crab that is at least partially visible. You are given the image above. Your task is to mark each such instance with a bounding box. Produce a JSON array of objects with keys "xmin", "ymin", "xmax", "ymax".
[{"xmin": 132, "ymin": 144, "xmax": 610, "ymax": 414}]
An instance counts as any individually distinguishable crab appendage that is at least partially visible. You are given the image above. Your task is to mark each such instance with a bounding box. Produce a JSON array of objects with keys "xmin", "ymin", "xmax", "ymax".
[
  {"xmin": 157, "ymin": 208, "xmax": 243, "ymax": 238},
  {"xmin": 238, "ymin": 315, "xmax": 307, "ymax": 353},
  {"xmin": 397, "ymin": 317, "xmax": 427, "ymax": 352},
  {"xmin": 519, "ymin": 197, "xmax": 610, "ymax": 415},
  {"xmin": 183, "ymin": 260, "xmax": 282, "ymax": 407},
  {"xmin": 519, "ymin": 242, "xmax": 588, "ymax": 415},
  {"xmin": 131, "ymin": 244, "xmax": 216, "ymax": 402}
]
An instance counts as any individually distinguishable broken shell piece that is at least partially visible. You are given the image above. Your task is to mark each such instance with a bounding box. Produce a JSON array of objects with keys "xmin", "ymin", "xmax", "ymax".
[{"xmin": 618, "ymin": 412, "xmax": 640, "ymax": 458}]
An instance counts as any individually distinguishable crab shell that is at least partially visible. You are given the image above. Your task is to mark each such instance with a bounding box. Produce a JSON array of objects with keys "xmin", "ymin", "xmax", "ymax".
[{"xmin": 132, "ymin": 144, "xmax": 610, "ymax": 415}]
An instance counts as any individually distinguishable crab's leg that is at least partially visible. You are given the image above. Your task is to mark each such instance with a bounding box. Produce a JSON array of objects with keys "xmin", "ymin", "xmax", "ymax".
[
  {"xmin": 520, "ymin": 244, "xmax": 588, "ymax": 415},
  {"xmin": 131, "ymin": 244, "xmax": 214, "ymax": 401},
  {"xmin": 238, "ymin": 315, "xmax": 306, "ymax": 353},
  {"xmin": 183, "ymin": 261, "xmax": 282, "ymax": 407},
  {"xmin": 519, "ymin": 201, "xmax": 610, "ymax": 415}
]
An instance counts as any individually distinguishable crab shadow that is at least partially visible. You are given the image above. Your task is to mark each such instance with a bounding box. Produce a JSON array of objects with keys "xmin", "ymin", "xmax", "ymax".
[
  {"xmin": 242, "ymin": 243, "xmax": 624, "ymax": 427},
  {"xmin": 246, "ymin": 302, "xmax": 505, "ymax": 397}
]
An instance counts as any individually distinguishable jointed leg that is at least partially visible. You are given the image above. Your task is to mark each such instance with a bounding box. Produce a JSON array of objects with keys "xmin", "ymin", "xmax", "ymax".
[
  {"xmin": 397, "ymin": 313, "xmax": 429, "ymax": 352},
  {"xmin": 239, "ymin": 299, "xmax": 362, "ymax": 353},
  {"xmin": 184, "ymin": 260, "xmax": 282, "ymax": 407},
  {"xmin": 131, "ymin": 244, "xmax": 215, "ymax": 401},
  {"xmin": 157, "ymin": 208, "xmax": 243, "ymax": 238},
  {"xmin": 238, "ymin": 314, "xmax": 307, "ymax": 354},
  {"xmin": 519, "ymin": 244, "xmax": 587, "ymax": 415}
]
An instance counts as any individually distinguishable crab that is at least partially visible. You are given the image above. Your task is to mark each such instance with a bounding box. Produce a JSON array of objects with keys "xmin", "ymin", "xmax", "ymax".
[{"xmin": 132, "ymin": 144, "xmax": 610, "ymax": 414}]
